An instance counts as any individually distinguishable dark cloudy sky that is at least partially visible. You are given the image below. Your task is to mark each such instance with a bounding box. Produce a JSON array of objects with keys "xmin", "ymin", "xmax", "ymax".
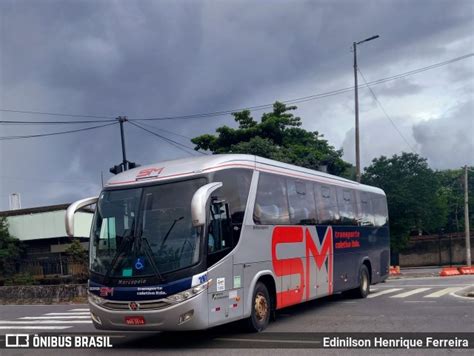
[{"xmin": 1, "ymin": 0, "xmax": 473, "ymax": 210}]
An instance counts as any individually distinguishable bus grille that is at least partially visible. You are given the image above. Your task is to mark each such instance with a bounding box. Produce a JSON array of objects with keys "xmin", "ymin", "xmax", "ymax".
[{"xmin": 102, "ymin": 299, "xmax": 170, "ymax": 311}]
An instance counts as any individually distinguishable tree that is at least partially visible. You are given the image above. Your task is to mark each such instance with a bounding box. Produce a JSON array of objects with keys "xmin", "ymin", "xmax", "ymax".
[
  {"xmin": 0, "ymin": 217, "xmax": 23, "ymax": 279},
  {"xmin": 362, "ymin": 153, "xmax": 448, "ymax": 252},
  {"xmin": 436, "ymin": 168, "xmax": 474, "ymax": 234},
  {"xmin": 192, "ymin": 102, "xmax": 352, "ymax": 177},
  {"xmin": 65, "ymin": 238, "xmax": 88, "ymax": 263}
]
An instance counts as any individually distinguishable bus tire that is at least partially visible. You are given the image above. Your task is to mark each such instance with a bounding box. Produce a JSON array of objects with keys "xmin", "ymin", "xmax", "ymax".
[
  {"xmin": 352, "ymin": 264, "xmax": 370, "ymax": 298},
  {"xmin": 247, "ymin": 282, "xmax": 271, "ymax": 332}
]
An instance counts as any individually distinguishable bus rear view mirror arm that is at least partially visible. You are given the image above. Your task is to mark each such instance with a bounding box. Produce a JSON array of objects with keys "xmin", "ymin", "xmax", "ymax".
[
  {"xmin": 65, "ymin": 196, "xmax": 98, "ymax": 237},
  {"xmin": 191, "ymin": 182, "xmax": 223, "ymax": 227}
]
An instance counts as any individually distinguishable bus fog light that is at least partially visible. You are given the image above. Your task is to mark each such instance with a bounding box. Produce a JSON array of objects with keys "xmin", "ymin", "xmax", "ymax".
[{"xmin": 179, "ymin": 310, "xmax": 194, "ymax": 324}]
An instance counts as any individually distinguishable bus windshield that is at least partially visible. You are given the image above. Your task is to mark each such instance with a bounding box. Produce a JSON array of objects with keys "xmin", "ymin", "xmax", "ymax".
[{"xmin": 90, "ymin": 178, "xmax": 206, "ymax": 278}]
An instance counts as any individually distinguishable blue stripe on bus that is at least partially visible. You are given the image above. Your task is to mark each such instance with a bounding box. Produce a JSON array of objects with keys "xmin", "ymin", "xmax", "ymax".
[{"xmin": 89, "ymin": 277, "xmax": 192, "ymax": 301}]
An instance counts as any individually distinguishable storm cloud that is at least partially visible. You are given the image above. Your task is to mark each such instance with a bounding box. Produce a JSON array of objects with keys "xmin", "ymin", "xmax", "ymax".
[{"xmin": 0, "ymin": 0, "xmax": 473, "ymax": 209}]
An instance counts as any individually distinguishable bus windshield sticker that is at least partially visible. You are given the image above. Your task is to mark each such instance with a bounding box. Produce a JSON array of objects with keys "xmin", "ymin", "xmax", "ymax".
[
  {"xmin": 217, "ymin": 278, "xmax": 225, "ymax": 291},
  {"xmin": 134, "ymin": 257, "xmax": 145, "ymax": 270},
  {"xmin": 233, "ymin": 275, "xmax": 241, "ymax": 288},
  {"xmin": 122, "ymin": 268, "xmax": 133, "ymax": 277}
]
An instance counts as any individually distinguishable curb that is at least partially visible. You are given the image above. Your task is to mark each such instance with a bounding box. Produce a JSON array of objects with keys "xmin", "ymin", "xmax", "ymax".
[
  {"xmin": 457, "ymin": 266, "xmax": 474, "ymax": 275},
  {"xmin": 438, "ymin": 266, "xmax": 474, "ymax": 276},
  {"xmin": 389, "ymin": 265, "xmax": 401, "ymax": 276}
]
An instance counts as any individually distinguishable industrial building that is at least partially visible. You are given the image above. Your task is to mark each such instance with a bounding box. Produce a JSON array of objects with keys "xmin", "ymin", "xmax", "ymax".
[{"xmin": 0, "ymin": 204, "xmax": 93, "ymax": 281}]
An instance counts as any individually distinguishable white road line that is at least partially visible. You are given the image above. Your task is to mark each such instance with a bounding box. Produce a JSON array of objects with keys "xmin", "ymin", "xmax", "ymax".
[
  {"xmin": 20, "ymin": 316, "xmax": 91, "ymax": 320},
  {"xmin": 390, "ymin": 288, "xmax": 431, "ymax": 298},
  {"xmin": 45, "ymin": 312, "xmax": 90, "ymax": 316},
  {"xmin": 0, "ymin": 326, "xmax": 72, "ymax": 330},
  {"xmin": 367, "ymin": 288, "xmax": 403, "ymax": 298},
  {"xmin": 424, "ymin": 287, "xmax": 464, "ymax": 298},
  {"xmin": 0, "ymin": 320, "xmax": 92, "ymax": 324},
  {"xmin": 69, "ymin": 308, "xmax": 89, "ymax": 312}
]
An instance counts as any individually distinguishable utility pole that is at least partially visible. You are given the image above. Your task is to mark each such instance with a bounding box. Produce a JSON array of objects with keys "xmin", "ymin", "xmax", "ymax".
[
  {"xmin": 118, "ymin": 116, "xmax": 128, "ymax": 170},
  {"xmin": 109, "ymin": 116, "xmax": 139, "ymax": 175},
  {"xmin": 464, "ymin": 165, "xmax": 471, "ymax": 267},
  {"xmin": 353, "ymin": 35, "xmax": 379, "ymax": 182}
]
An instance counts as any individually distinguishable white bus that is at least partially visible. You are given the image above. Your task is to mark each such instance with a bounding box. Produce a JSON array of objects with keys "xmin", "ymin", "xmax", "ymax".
[{"xmin": 66, "ymin": 154, "xmax": 389, "ymax": 332}]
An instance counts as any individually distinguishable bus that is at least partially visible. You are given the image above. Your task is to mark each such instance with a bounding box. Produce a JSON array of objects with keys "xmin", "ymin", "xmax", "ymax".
[{"xmin": 65, "ymin": 154, "xmax": 389, "ymax": 332}]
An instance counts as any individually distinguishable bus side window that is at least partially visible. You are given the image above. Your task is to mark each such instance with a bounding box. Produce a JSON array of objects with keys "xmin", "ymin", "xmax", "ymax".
[
  {"xmin": 287, "ymin": 179, "xmax": 317, "ymax": 225},
  {"xmin": 314, "ymin": 184, "xmax": 340, "ymax": 225},
  {"xmin": 372, "ymin": 194, "xmax": 389, "ymax": 226},
  {"xmin": 207, "ymin": 200, "xmax": 233, "ymax": 266},
  {"xmin": 337, "ymin": 188, "xmax": 357, "ymax": 226},
  {"xmin": 253, "ymin": 173, "xmax": 290, "ymax": 225},
  {"xmin": 357, "ymin": 191, "xmax": 375, "ymax": 226},
  {"xmin": 212, "ymin": 169, "xmax": 252, "ymax": 224}
]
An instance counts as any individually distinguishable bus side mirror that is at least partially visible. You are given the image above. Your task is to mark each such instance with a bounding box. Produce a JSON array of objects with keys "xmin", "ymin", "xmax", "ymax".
[
  {"xmin": 191, "ymin": 182, "xmax": 223, "ymax": 227},
  {"xmin": 65, "ymin": 196, "xmax": 98, "ymax": 237}
]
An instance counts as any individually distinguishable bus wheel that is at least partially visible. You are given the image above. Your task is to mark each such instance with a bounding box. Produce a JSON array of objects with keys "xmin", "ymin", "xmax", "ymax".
[
  {"xmin": 247, "ymin": 282, "xmax": 271, "ymax": 332},
  {"xmin": 353, "ymin": 264, "xmax": 370, "ymax": 298}
]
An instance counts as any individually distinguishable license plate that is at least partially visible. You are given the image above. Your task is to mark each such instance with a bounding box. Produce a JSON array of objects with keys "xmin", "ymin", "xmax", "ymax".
[{"xmin": 124, "ymin": 316, "xmax": 146, "ymax": 325}]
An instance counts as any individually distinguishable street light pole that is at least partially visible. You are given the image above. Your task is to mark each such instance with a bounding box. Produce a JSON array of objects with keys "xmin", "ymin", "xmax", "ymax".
[
  {"xmin": 353, "ymin": 42, "xmax": 360, "ymax": 182},
  {"xmin": 353, "ymin": 35, "xmax": 379, "ymax": 182},
  {"xmin": 464, "ymin": 165, "xmax": 471, "ymax": 267}
]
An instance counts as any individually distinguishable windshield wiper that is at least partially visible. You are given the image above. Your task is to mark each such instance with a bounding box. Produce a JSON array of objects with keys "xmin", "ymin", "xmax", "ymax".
[
  {"xmin": 135, "ymin": 228, "xmax": 164, "ymax": 282},
  {"xmin": 104, "ymin": 220, "xmax": 135, "ymax": 282},
  {"xmin": 159, "ymin": 216, "xmax": 184, "ymax": 249}
]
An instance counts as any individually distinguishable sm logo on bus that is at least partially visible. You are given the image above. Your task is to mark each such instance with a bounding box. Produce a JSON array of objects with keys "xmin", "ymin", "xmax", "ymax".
[{"xmin": 271, "ymin": 226, "xmax": 333, "ymax": 309}]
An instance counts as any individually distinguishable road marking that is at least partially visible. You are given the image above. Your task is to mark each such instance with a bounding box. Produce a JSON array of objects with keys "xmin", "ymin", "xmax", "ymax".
[
  {"xmin": 424, "ymin": 287, "xmax": 463, "ymax": 298},
  {"xmin": 367, "ymin": 288, "xmax": 403, "ymax": 298},
  {"xmin": 20, "ymin": 316, "xmax": 91, "ymax": 320},
  {"xmin": 377, "ymin": 284, "xmax": 469, "ymax": 287},
  {"xmin": 404, "ymin": 301, "xmax": 436, "ymax": 303},
  {"xmin": 0, "ymin": 326, "xmax": 72, "ymax": 330},
  {"xmin": 390, "ymin": 288, "xmax": 431, "ymax": 298},
  {"xmin": 0, "ymin": 320, "xmax": 92, "ymax": 324},
  {"xmin": 450, "ymin": 285, "xmax": 474, "ymax": 300},
  {"xmin": 45, "ymin": 312, "xmax": 90, "ymax": 316},
  {"xmin": 69, "ymin": 308, "xmax": 89, "ymax": 311}
]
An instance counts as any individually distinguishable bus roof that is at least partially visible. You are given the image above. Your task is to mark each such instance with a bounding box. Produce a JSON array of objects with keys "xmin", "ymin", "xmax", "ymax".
[{"xmin": 105, "ymin": 154, "xmax": 385, "ymax": 195}]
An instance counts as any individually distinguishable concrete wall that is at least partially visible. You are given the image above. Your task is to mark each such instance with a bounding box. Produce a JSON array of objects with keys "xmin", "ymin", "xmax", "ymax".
[
  {"xmin": 0, "ymin": 284, "xmax": 87, "ymax": 304},
  {"xmin": 400, "ymin": 234, "xmax": 474, "ymax": 267}
]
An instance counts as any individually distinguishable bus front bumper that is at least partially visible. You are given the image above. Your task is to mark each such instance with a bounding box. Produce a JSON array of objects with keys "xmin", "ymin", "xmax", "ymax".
[{"xmin": 89, "ymin": 291, "xmax": 209, "ymax": 331}]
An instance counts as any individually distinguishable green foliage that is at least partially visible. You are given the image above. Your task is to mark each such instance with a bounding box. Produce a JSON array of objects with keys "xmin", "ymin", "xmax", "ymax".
[
  {"xmin": 362, "ymin": 153, "xmax": 448, "ymax": 252},
  {"xmin": 0, "ymin": 216, "xmax": 23, "ymax": 279},
  {"xmin": 436, "ymin": 167, "xmax": 474, "ymax": 233},
  {"xmin": 65, "ymin": 238, "xmax": 88, "ymax": 263},
  {"xmin": 5, "ymin": 272, "xmax": 35, "ymax": 286},
  {"xmin": 192, "ymin": 102, "xmax": 352, "ymax": 177}
]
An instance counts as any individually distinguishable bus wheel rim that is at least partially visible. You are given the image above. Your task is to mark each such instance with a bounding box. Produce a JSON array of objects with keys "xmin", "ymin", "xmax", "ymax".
[
  {"xmin": 362, "ymin": 273, "xmax": 368, "ymax": 291},
  {"xmin": 254, "ymin": 292, "xmax": 268, "ymax": 322}
]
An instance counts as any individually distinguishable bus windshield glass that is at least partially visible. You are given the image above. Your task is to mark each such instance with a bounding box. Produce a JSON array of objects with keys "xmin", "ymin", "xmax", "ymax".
[{"xmin": 90, "ymin": 178, "xmax": 206, "ymax": 278}]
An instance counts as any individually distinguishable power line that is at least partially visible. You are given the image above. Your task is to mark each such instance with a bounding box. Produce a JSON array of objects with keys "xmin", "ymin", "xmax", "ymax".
[
  {"xmin": 127, "ymin": 121, "xmax": 208, "ymax": 156},
  {"xmin": 131, "ymin": 53, "xmax": 473, "ymax": 121},
  {"xmin": 0, "ymin": 122, "xmax": 118, "ymax": 141},
  {"xmin": 0, "ymin": 108, "xmax": 114, "ymax": 120},
  {"xmin": 1, "ymin": 53, "xmax": 471, "ymax": 125},
  {"xmin": 0, "ymin": 119, "xmax": 116, "ymax": 125},
  {"xmin": 137, "ymin": 121, "xmax": 194, "ymax": 141},
  {"xmin": 357, "ymin": 67, "xmax": 417, "ymax": 153}
]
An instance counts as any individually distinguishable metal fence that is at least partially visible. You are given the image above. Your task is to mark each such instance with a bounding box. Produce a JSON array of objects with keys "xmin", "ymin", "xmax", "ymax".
[{"xmin": 18, "ymin": 257, "xmax": 88, "ymax": 282}]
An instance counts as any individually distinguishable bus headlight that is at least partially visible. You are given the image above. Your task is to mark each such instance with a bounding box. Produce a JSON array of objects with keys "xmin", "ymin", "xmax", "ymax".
[
  {"xmin": 166, "ymin": 280, "xmax": 212, "ymax": 304},
  {"xmin": 88, "ymin": 292, "xmax": 107, "ymax": 306}
]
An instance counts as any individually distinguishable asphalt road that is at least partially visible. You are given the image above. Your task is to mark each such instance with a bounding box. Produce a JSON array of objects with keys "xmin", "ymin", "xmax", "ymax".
[{"xmin": 0, "ymin": 275, "xmax": 473, "ymax": 355}]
